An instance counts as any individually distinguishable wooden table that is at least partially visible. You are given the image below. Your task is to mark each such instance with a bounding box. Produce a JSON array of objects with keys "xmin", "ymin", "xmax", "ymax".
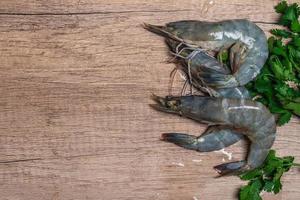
[{"xmin": 0, "ymin": 1, "xmax": 299, "ymax": 199}]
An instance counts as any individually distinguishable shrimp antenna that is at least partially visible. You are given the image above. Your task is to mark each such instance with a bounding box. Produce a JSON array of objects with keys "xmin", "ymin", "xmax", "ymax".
[
  {"xmin": 168, "ymin": 67, "xmax": 178, "ymax": 96},
  {"xmin": 181, "ymin": 79, "xmax": 189, "ymax": 96}
]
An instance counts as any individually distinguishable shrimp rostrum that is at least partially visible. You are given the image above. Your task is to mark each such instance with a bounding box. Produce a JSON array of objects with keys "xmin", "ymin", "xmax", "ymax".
[
  {"xmin": 144, "ymin": 19, "xmax": 268, "ymax": 88},
  {"xmin": 151, "ymin": 95, "xmax": 276, "ymax": 174}
]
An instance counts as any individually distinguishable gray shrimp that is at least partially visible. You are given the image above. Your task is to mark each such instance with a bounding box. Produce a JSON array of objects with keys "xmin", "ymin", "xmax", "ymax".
[
  {"xmin": 170, "ymin": 43, "xmax": 252, "ymax": 98},
  {"xmin": 145, "ymin": 22, "xmax": 253, "ymax": 152},
  {"xmin": 151, "ymin": 95, "xmax": 276, "ymax": 174},
  {"xmin": 144, "ymin": 19, "xmax": 268, "ymax": 88},
  {"xmin": 166, "ymin": 43, "xmax": 253, "ymax": 151}
]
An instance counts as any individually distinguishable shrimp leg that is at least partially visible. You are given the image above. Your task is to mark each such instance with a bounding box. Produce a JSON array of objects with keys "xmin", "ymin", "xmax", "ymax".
[{"xmin": 162, "ymin": 126, "xmax": 244, "ymax": 152}]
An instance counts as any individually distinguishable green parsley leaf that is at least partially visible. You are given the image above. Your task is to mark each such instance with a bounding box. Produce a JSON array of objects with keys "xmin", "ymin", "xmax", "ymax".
[
  {"xmin": 239, "ymin": 184, "xmax": 251, "ymax": 200},
  {"xmin": 284, "ymin": 102, "xmax": 300, "ymax": 115},
  {"xmin": 274, "ymin": 82, "xmax": 295, "ymax": 99},
  {"xmin": 267, "ymin": 36, "xmax": 275, "ymax": 51},
  {"xmin": 239, "ymin": 150, "xmax": 300, "ymax": 200},
  {"xmin": 279, "ymin": 3, "xmax": 299, "ymax": 26},
  {"xmin": 270, "ymin": 29, "xmax": 291, "ymax": 38},
  {"xmin": 263, "ymin": 180, "xmax": 274, "ymax": 192},
  {"xmin": 273, "ymin": 179, "xmax": 283, "ymax": 194},
  {"xmin": 268, "ymin": 56, "xmax": 285, "ymax": 79},
  {"xmin": 277, "ymin": 111, "xmax": 292, "ymax": 125},
  {"xmin": 291, "ymin": 19, "xmax": 300, "ymax": 33},
  {"xmin": 291, "ymin": 37, "xmax": 300, "ymax": 47},
  {"xmin": 239, "ymin": 179, "xmax": 263, "ymax": 200},
  {"xmin": 271, "ymin": 47, "xmax": 288, "ymax": 58},
  {"xmin": 240, "ymin": 168, "xmax": 263, "ymax": 180},
  {"xmin": 275, "ymin": 1, "xmax": 288, "ymax": 14}
]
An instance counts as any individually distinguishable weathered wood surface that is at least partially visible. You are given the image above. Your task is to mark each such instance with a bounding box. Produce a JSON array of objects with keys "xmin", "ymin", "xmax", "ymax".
[{"xmin": 0, "ymin": 0, "xmax": 299, "ymax": 199}]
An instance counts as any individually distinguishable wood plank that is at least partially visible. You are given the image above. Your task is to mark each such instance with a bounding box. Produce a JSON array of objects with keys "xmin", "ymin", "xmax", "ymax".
[
  {"xmin": 0, "ymin": 0, "xmax": 284, "ymax": 22},
  {"xmin": 0, "ymin": 0, "xmax": 299, "ymax": 200}
]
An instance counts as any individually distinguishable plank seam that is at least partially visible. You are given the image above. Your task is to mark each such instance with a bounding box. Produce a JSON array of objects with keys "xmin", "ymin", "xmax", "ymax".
[{"xmin": 0, "ymin": 9, "xmax": 193, "ymax": 16}]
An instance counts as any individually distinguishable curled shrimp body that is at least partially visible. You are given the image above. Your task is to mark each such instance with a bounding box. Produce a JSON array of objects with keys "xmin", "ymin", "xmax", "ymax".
[
  {"xmin": 174, "ymin": 47, "xmax": 251, "ymax": 98},
  {"xmin": 144, "ymin": 19, "xmax": 268, "ymax": 88},
  {"xmin": 166, "ymin": 40, "xmax": 252, "ymax": 99},
  {"xmin": 151, "ymin": 95, "xmax": 276, "ymax": 174}
]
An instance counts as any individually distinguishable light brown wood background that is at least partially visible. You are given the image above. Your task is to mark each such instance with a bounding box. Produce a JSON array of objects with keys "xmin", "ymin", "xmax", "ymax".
[{"xmin": 0, "ymin": 0, "xmax": 299, "ymax": 200}]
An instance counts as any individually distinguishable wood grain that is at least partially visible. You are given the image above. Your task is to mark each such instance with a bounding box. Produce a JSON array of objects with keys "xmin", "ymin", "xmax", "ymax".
[{"xmin": 0, "ymin": 0, "xmax": 299, "ymax": 200}]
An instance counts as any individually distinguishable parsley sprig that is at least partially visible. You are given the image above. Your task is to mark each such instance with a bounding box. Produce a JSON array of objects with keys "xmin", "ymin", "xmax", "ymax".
[
  {"xmin": 238, "ymin": 2, "xmax": 300, "ymax": 200},
  {"xmin": 246, "ymin": 1, "xmax": 300, "ymax": 125},
  {"xmin": 239, "ymin": 150, "xmax": 300, "ymax": 200}
]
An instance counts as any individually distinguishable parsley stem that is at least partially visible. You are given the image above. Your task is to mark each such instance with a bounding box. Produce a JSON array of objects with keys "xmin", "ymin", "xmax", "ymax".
[{"xmin": 292, "ymin": 163, "xmax": 300, "ymax": 167}]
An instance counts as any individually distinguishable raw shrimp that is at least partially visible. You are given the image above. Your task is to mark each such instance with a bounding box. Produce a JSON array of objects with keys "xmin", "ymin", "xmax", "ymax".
[
  {"xmin": 151, "ymin": 95, "xmax": 276, "ymax": 174},
  {"xmin": 145, "ymin": 21, "xmax": 254, "ymax": 155},
  {"xmin": 144, "ymin": 19, "xmax": 268, "ymax": 88},
  {"xmin": 168, "ymin": 43, "xmax": 252, "ymax": 98}
]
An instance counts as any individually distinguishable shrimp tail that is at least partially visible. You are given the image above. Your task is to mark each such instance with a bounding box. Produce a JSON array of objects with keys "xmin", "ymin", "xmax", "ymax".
[
  {"xmin": 161, "ymin": 133, "xmax": 198, "ymax": 150},
  {"xmin": 214, "ymin": 160, "xmax": 246, "ymax": 175}
]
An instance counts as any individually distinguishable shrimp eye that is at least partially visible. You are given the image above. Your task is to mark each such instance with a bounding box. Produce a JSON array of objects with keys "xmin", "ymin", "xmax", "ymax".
[{"xmin": 166, "ymin": 100, "xmax": 181, "ymax": 111}]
